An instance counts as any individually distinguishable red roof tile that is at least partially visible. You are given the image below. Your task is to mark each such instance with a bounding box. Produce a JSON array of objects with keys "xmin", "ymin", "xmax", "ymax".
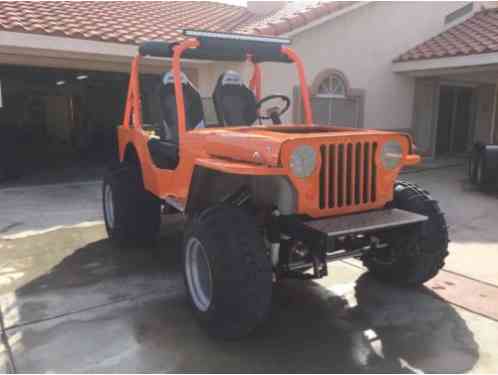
[
  {"xmin": 235, "ymin": 1, "xmax": 357, "ymax": 36},
  {"xmin": 395, "ymin": 8, "xmax": 498, "ymax": 62},
  {"xmin": 0, "ymin": 1, "xmax": 356, "ymax": 45}
]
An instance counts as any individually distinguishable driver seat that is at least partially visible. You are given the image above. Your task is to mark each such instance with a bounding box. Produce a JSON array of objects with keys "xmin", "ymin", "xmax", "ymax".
[
  {"xmin": 147, "ymin": 71, "xmax": 205, "ymax": 169},
  {"xmin": 212, "ymin": 71, "xmax": 258, "ymax": 126}
]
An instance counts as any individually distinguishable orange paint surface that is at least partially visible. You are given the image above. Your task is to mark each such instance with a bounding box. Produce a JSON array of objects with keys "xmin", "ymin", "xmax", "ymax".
[{"xmin": 118, "ymin": 38, "xmax": 421, "ymax": 218}]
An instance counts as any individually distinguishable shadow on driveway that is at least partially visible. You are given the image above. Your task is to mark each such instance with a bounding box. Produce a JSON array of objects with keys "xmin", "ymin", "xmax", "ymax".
[{"xmin": 1, "ymin": 227, "xmax": 479, "ymax": 373}]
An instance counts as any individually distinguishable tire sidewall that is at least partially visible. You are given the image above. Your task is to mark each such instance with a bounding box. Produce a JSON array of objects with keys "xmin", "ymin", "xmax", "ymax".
[
  {"xmin": 182, "ymin": 205, "xmax": 272, "ymax": 339},
  {"xmin": 102, "ymin": 167, "xmax": 127, "ymax": 241},
  {"xmin": 363, "ymin": 181, "xmax": 449, "ymax": 285},
  {"xmin": 102, "ymin": 164, "xmax": 161, "ymax": 245},
  {"xmin": 182, "ymin": 229, "xmax": 219, "ymax": 327}
]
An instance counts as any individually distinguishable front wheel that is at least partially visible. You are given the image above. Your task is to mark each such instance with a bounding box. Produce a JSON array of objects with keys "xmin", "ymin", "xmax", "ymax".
[
  {"xmin": 362, "ymin": 181, "xmax": 449, "ymax": 285},
  {"xmin": 102, "ymin": 163, "xmax": 161, "ymax": 246},
  {"xmin": 183, "ymin": 205, "xmax": 272, "ymax": 339}
]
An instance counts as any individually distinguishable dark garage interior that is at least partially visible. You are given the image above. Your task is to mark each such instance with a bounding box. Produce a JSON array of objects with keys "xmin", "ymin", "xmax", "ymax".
[{"xmin": 0, "ymin": 65, "xmax": 134, "ymax": 185}]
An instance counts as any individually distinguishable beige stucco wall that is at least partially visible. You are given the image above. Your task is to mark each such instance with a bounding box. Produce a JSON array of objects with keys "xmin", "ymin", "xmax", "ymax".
[
  {"xmin": 197, "ymin": 2, "xmax": 465, "ymax": 129},
  {"xmin": 196, "ymin": 61, "xmax": 244, "ymax": 96}
]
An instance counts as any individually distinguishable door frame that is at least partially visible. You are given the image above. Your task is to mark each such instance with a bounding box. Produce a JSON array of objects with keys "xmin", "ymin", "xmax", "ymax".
[{"xmin": 433, "ymin": 81, "xmax": 478, "ymax": 157}]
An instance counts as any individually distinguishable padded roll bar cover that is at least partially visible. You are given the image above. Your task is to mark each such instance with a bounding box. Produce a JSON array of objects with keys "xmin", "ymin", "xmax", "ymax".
[
  {"xmin": 138, "ymin": 38, "xmax": 291, "ymax": 62},
  {"xmin": 139, "ymin": 41, "xmax": 172, "ymax": 57}
]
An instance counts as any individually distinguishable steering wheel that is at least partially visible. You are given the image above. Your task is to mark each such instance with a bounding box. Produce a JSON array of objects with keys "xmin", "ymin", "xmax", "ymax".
[{"xmin": 255, "ymin": 94, "xmax": 291, "ymax": 124}]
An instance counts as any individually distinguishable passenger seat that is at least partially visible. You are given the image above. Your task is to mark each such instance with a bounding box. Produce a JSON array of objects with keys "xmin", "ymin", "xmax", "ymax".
[{"xmin": 212, "ymin": 70, "xmax": 258, "ymax": 126}]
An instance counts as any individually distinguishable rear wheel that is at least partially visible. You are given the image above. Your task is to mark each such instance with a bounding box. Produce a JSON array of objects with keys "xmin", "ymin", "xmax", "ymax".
[
  {"xmin": 102, "ymin": 163, "xmax": 161, "ymax": 245},
  {"xmin": 183, "ymin": 205, "xmax": 272, "ymax": 339},
  {"xmin": 362, "ymin": 181, "xmax": 449, "ymax": 285}
]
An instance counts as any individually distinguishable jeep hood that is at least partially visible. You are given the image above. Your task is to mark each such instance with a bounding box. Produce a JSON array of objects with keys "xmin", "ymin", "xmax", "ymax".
[
  {"xmin": 204, "ymin": 129, "xmax": 284, "ymax": 167},
  {"xmin": 202, "ymin": 125, "xmax": 390, "ymax": 167}
]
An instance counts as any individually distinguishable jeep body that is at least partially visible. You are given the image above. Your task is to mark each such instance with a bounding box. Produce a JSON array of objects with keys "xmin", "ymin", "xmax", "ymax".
[{"xmin": 103, "ymin": 30, "xmax": 448, "ymax": 339}]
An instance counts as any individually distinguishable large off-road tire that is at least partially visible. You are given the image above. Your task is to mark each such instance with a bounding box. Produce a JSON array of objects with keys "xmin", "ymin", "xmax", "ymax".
[
  {"xmin": 102, "ymin": 163, "xmax": 161, "ymax": 245},
  {"xmin": 183, "ymin": 205, "xmax": 272, "ymax": 339},
  {"xmin": 362, "ymin": 181, "xmax": 449, "ymax": 285}
]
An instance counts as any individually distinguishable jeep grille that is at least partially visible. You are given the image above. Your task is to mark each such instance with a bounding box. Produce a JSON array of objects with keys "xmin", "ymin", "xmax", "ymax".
[{"xmin": 319, "ymin": 142, "xmax": 378, "ymax": 209}]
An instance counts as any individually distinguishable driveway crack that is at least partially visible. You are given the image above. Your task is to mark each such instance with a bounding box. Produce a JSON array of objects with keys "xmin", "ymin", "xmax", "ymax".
[
  {"xmin": 0, "ymin": 307, "xmax": 17, "ymax": 373},
  {"xmin": 3, "ymin": 288, "xmax": 175, "ymax": 332}
]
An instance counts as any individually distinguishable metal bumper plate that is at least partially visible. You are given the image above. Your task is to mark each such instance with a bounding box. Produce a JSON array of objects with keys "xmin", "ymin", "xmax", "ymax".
[{"xmin": 303, "ymin": 208, "xmax": 427, "ymax": 238}]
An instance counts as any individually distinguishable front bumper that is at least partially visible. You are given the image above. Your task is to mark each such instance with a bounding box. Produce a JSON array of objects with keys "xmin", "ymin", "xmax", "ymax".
[{"xmin": 280, "ymin": 208, "xmax": 427, "ymax": 252}]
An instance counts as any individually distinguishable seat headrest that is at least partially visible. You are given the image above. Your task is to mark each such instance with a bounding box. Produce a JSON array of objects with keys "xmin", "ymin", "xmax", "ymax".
[
  {"xmin": 162, "ymin": 71, "xmax": 189, "ymax": 86},
  {"xmin": 221, "ymin": 70, "xmax": 243, "ymax": 86},
  {"xmin": 213, "ymin": 70, "xmax": 257, "ymax": 127}
]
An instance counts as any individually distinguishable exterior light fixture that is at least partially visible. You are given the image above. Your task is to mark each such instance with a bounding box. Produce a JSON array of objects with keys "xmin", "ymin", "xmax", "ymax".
[
  {"xmin": 56, "ymin": 80, "xmax": 66, "ymax": 86},
  {"xmin": 76, "ymin": 75, "xmax": 88, "ymax": 80}
]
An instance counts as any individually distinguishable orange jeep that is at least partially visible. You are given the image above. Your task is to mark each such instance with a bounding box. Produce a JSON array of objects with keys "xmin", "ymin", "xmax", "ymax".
[{"xmin": 103, "ymin": 30, "xmax": 449, "ymax": 339}]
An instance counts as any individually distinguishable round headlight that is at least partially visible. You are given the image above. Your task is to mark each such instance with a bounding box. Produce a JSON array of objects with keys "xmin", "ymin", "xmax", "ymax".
[
  {"xmin": 381, "ymin": 140, "xmax": 403, "ymax": 170},
  {"xmin": 290, "ymin": 145, "xmax": 317, "ymax": 178}
]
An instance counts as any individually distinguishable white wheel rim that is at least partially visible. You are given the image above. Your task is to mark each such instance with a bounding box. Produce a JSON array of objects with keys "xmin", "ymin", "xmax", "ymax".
[
  {"xmin": 185, "ymin": 237, "xmax": 213, "ymax": 312},
  {"xmin": 104, "ymin": 184, "xmax": 115, "ymax": 229}
]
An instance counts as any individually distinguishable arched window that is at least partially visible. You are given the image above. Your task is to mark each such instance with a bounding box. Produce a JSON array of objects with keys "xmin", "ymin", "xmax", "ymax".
[
  {"xmin": 303, "ymin": 69, "xmax": 363, "ymax": 128},
  {"xmin": 316, "ymin": 73, "xmax": 347, "ymax": 98}
]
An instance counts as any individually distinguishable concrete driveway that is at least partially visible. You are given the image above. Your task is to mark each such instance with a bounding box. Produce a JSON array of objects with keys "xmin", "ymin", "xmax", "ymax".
[{"xmin": 0, "ymin": 165, "xmax": 497, "ymax": 373}]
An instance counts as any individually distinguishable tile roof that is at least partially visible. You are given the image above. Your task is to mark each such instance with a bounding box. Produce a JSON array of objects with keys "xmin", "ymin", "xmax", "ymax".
[
  {"xmin": 0, "ymin": 1, "xmax": 356, "ymax": 45},
  {"xmin": 235, "ymin": 1, "xmax": 357, "ymax": 36},
  {"xmin": 0, "ymin": 1, "xmax": 254, "ymax": 44},
  {"xmin": 395, "ymin": 8, "xmax": 498, "ymax": 62}
]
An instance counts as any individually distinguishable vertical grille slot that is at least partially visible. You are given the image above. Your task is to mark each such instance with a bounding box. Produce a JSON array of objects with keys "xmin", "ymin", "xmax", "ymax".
[
  {"xmin": 363, "ymin": 143, "xmax": 370, "ymax": 203},
  {"xmin": 337, "ymin": 144, "xmax": 344, "ymax": 207},
  {"xmin": 346, "ymin": 144, "xmax": 353, "ymax": 206},
  {"xmin": 371, "ymin": 143, "xmax": 377, "ymax": 202},
  {"xmin": 354, "ymin": 143, "xmax": 362, "ymax": 205},
  {"xmin": 318, "ymin": 141, "xmax": 378, "ymax": 209},
  {"xmin": 329, "ymin": 144, "xmax": 336, "ymax": 208},
  {"xmin": 319, "ymin": 145, "xmax": 326, "ymax": 209}
]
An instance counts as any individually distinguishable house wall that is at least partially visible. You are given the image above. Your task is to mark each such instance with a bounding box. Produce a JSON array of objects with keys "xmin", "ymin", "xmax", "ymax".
[
  {"xmin": 280, "ymin": 2, "xmax": 464, "ymax": 128},
  {"xmin": 198, "ymin": 2, "xmax": 464, "ymax": 130}
]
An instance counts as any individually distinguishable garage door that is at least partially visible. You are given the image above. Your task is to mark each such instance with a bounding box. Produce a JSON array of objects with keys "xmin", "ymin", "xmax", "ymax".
[{"xmin": 0, "ymin": 65, "xmax": 129, "ymax": 183}]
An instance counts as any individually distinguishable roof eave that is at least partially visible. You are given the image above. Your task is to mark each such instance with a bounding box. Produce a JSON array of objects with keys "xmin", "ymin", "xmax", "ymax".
[
  {"xmin": 392, "ymin": 52, "xmax": 498, "ymax": 75},
  {"xmin": 0, "ymin": 31, "xmax": 211, "ymax": 71},
  {"xmin": 281, "ymin": 2, "xmax": 370, "ymax": 38}
]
